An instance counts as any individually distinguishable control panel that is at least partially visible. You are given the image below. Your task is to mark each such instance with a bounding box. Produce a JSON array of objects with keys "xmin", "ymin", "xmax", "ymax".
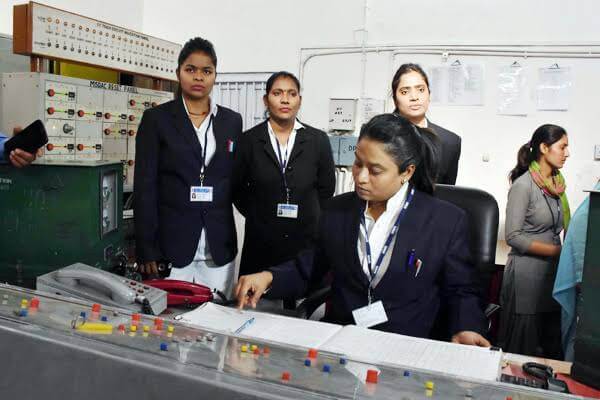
[
  {"xmin": 0, "ymin": 283, "xmax": 579, "ymax": 400},
  {"xmin": 0, "ymin": 72, "xmax": 173, "ymax": 186},
  {"xmin": 13, "ymin": 1, "xmax": 181, "ymax": 81}
]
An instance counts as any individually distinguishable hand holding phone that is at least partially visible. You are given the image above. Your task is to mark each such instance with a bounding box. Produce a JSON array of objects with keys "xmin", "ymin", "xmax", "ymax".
[{"xmin": 4, "ymin": 120, "xmax": 48, "ymax": 167}]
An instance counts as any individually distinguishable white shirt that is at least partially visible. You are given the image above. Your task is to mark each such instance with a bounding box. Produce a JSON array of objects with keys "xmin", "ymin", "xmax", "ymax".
[
  {"xmin": 357, "ymin": 183, "xmax": 409, "ymax": 288},
  {"xmin": 182, "ymin": 96, "xmax": 218, "ymax": 168},
  {"xmin": 267, "ymin": 119, "xmax": 304, "ymax": 167},
  {"xmin": 169, "ymin": 97, "xmax": 235, "ymax": 296}
]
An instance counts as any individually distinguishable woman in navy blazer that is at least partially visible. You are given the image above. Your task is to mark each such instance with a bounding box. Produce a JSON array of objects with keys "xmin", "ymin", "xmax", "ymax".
[
  {"xmin": 134, "ymin": 38, "xmax": 242, "ymax": 295},
  {"xmin": 235, "ymin": 114, "xmax": 489, "ymax": 346},
  {"xmin": 392, "ymin": 63, "xmax": 461, "ymax": 185},
  {"xmin": 233, "ymin": 72, "xmax": 335, "ymax": 276}
]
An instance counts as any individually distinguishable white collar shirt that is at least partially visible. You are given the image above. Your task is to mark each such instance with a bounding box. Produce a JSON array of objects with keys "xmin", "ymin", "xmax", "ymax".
[{"xmin": 357, "ymin": 183, "xmax": 410, "ymax": 288}]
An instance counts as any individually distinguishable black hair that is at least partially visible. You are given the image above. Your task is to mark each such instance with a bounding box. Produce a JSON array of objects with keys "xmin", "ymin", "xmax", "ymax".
[
  {"xmin": 391, "ymin": 63, "xmax": 430, "ymax": 113},
  {"xmin": 177, "ymin": 37, "xmax": 217, "ymax": 71},
  {"xmin": 358, "ymin": 113, "xmax": 440, "ymax": 194},
  {"xmin": 176, "ymin": 37, "xmax": 217, "ymax": 97},
  {"xmin": 265, "ymin": 71, "xmax": 301, "ymax": 95},
  {"xmin": 509, "ymin": 124, "xmax": 567, "ymax": 183}
]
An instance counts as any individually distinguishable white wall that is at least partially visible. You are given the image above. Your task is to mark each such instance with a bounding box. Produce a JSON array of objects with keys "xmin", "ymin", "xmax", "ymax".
[
  {"xmin": 141, "ymin": 0, "xmax": 600, "ymax": 70},
  {"xmin": 0, "ymin": 0, "xmax": 145, "ymax": 36}
]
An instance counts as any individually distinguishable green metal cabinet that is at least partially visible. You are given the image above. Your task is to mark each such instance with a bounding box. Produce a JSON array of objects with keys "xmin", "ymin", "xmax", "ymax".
[{"xmin": 0, "ymin": 160, "xmax": 124, "ymax": 287}]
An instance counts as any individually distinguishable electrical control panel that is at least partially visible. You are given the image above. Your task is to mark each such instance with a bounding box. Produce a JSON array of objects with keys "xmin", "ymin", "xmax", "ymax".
[
  {"xmin": 0, "ymin": 72, "xmax": 173, "ymax": 186},
  {"xmin": 13, "ymin": 1, "xmax": 181, "ymax": 81},
  {"xmin": 0, "ymin": 284, "xmax": 578, "ymax": 399}
]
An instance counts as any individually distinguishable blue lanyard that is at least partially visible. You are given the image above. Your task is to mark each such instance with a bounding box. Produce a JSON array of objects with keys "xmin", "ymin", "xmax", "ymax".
[
  {"xmin": 199, "ymin": 115, "xmax": 214, "ymax": 186},
  {"xmin": 360, "ymin": 187, "xmax": 415, "ymax": 303},
  {"xmin": 275, "ymin": 138, "xmax": 291, "ymax": 203}
]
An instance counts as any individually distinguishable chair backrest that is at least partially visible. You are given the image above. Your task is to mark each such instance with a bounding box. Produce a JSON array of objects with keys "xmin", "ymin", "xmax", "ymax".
[{"xmin": 435, "ymin": 184, "xmax": 499, "ymax": 292}]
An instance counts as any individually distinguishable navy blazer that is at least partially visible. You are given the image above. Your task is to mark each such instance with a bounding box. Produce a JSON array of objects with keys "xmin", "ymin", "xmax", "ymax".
[
  {"xmin": 428, "ymin": 121, "xmax": 461, "ymax": 185},
  {"xmin": 232, "ymin": 120, "xmax": 335, "ymax": 275},
  {"xmin": 134, "ymin": 98, "xmax": 242, "ymax": 267},
  {"xmin": 267, "ymin": 189, "xmax": 487, "ymax": 339}
]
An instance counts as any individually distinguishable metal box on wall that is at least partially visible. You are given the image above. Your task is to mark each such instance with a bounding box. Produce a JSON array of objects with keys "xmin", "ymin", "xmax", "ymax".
[
  {"xmin": 0, "ymin": 160, "xmax": 124, "ymax": 287},
  {"xmin": 328, "ymin": 98, "xmax": 357, "ymax": 131}
]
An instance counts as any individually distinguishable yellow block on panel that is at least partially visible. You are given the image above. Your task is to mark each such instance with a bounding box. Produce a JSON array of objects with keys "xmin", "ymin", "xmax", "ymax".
[{"xmin": 58, "ymin": 62, "xmax": 119, "ymax": 84}]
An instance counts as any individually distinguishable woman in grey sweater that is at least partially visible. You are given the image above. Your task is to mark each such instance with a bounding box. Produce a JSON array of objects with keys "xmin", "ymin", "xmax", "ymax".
[{"xmin": 499, "ymin": 124, "xmax": 571, "ymax": 359}]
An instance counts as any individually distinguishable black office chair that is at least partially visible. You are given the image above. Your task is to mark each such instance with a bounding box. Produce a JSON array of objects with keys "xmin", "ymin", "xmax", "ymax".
[
  {"xmin": 435, "ymin": 184, "xmax": 499, "ymax": 294},
  {"xmin": 429, "ymin": 184, "xmax": 500, "ymax": 340},
  {"xmin": 297, "ymin": 184, "xmax": 500, "ymax": 337}
]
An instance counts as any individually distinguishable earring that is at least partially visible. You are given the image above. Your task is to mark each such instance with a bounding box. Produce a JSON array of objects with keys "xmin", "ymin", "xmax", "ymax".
[{"xmin": 401, "ymin": 178, "xmax": 405, "ymax": 184}]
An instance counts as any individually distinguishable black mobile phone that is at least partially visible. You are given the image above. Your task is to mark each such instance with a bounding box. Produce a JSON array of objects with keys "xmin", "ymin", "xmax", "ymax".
[{"xmin": 4, "ymin": 119, "xmax": 48, "ymax": 157}]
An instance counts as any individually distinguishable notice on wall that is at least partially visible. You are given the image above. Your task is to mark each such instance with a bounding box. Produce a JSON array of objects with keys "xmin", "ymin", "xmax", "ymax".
[
  {"xmin": 358, "ymin": 98, "xmax": 385, "ymax": 124},
  {"xmin": 427, "ymin": 66, "xmax": 449, "ymax": 104},
  {"xmin": 497, "ymin": 64, "xmax": 529, "ymax": 116},
  {"xmin": 536, "ymin": 66, "xmax": 572, "ymax": 111},
  {"xmin": 447, "ymin": 62, "xmax": 485, "ymax": 106}
]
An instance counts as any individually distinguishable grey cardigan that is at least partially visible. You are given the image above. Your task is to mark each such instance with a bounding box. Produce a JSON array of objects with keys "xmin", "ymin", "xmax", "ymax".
[{"xmin": 504, "ymin": 171, "xmax": 563, "ymax": 314}]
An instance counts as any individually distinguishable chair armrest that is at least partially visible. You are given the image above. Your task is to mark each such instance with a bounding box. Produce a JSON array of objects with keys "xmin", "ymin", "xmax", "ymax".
[{"xmin": 295, "ymin": 286, "xmax": 331, "ymax": 319}]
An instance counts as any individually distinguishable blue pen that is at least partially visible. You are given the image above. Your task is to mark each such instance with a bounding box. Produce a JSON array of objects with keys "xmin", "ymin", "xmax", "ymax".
[
  {"xmin": 406, "ymin": 249, "xmax": 416, "ymax": 271},
  {"xmin": 234, "ymin": 317, "xmax": 255, "ymax": 335}
]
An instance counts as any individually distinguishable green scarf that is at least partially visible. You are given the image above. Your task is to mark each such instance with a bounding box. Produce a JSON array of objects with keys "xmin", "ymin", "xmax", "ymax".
[{"xmin": 529, "ymin": 160, "xmax": 571, "ymax": 230}]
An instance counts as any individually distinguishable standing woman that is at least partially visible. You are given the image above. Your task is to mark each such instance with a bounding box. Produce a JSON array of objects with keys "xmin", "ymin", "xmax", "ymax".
[
  {"xmin": 499, "ymin": 124, "xmax": 571, "ymax": 358},
  {"xmin": 233, "ymin": 71, "xmax": 335, "ymax": 276},
  {"xmin": 391, "ymin": 63, "xmax": 461, "ymax": 184},
  {"xmin": 134, "ymin": 37, "xmax": 242, "ymax": 296}
]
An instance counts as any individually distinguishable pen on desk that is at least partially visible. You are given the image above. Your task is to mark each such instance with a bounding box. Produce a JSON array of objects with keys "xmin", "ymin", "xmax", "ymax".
[
  {"xmin": 234, "ymin": 317, "xmax": 255, "ymax": 335},
  {"xmin": 406, "ymin": 249, "xmax": 416, "ymax": 271},
  {"xmin": 415, "ymin": 259, "xmax": 423, "ymax": 277}
]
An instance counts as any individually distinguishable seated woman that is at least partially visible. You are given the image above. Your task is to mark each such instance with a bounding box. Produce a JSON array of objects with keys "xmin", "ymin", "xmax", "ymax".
[{"xmin": 234, "ymin": 113, "xmax": 490, "ymax": 346}]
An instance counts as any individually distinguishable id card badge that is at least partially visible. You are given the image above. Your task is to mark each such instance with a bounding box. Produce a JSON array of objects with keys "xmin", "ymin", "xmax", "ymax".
[
  {"xmin": 352, "ymin": 300, "xmax": 388, "ymax": 328},
  {"xmin": 190, "ymin": 186, "xmax": 213, "ymax": 202},
  {"xmin": 276, "ymin": 203, "xmax": 299, "ymax": 219}
]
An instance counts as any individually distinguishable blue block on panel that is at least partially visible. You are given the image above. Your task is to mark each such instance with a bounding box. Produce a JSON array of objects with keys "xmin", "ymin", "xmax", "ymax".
[
  {"xmin": 338, "ymin": 136, "xmax": 358, "ymax": 166},
  {"xmin": 328, "ymin": 135, "xmax": 340, "ymax": 165}
]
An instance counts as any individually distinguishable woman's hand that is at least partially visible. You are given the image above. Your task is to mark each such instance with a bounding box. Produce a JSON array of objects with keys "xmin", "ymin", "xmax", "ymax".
[
  {"xmin": 234, "ymin": 271, "xmax": 273, "ymax": 309},
  {"xmin": 527, "ymin": 241, "xmax": 562, "ymax": 258},
  {"xmin": 451, "ymin": 331, "xmax": 491, "ymax": 347},
  {"xmin": 139, "ymin": 261, "xmax": 158, "ymax": 275}
]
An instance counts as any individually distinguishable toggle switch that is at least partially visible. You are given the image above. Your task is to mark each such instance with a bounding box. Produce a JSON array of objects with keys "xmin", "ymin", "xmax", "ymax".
[{"xmin": 62, "ymin": 124, "xmax": 74, "ymax": 134}]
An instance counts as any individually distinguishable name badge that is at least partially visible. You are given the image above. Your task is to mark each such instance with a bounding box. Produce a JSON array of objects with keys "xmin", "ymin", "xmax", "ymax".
[
  {"xmin": 190, "ymin": 186, "xmax": 213, "ymax": 202},
  {"xmin": 276, "ymin": 203, "xmax": 299, "ymax": 219},
  {"xmin": 352, "ymin": 300, "xmax": 388, "ymax": 328}
]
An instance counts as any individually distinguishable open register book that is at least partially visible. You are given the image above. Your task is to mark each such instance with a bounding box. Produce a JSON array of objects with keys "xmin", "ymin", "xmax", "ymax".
[{"xmin": 179, "ymin": 302, "xmax": 503, "ymax": 382}]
